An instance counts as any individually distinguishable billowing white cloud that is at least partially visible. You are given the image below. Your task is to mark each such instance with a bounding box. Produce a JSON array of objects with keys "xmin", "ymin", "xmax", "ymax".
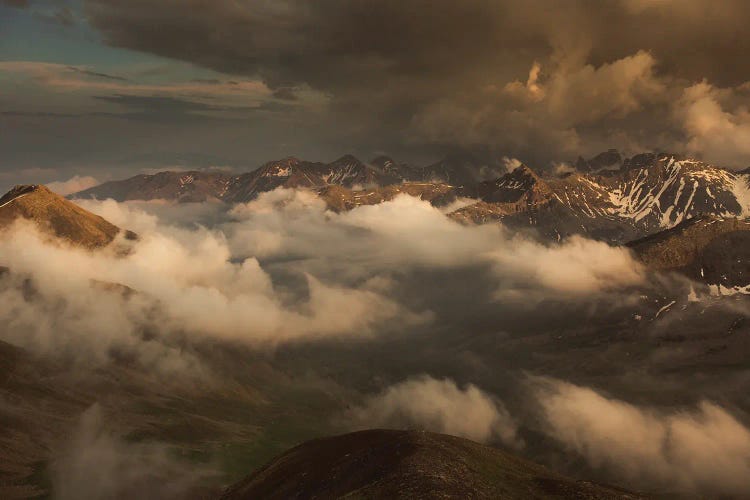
[
  {"xmin": 226, "ymin": 189, "xmax": 645, "ymax": 293},
  {"xmin": 52, "ymin": 404, "xmax": 216, "ymax": 500},
  {"xmin": 349, "ymin": 375, "xmax": 520, "ymax": 446},
  {"xmin": 487, "ymin": 235, "xmax": 644, "ymax": 295},
  {"xmin": 0, "ymin": 213, "xmax": 423, "ymax": 370},
  {"xmin": 533, "ymin": 377, "xmax": 750, "ymax": 495},
  {"xmin": 46, "ymin": 175, "xmax": 100, "ymax": 196},
  {"xmin": 0, "ymin": 190, "xmax": 645, "ymax": 372},
  {"xmin": 676, "ymin": 81, "xmax": 750, "ymax": 168}
]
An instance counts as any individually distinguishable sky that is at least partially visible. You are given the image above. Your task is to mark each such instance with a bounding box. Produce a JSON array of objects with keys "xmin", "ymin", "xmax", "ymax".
[{"xmin": 3, "ymin": 0, "xmax": 750, "ymax": 186}]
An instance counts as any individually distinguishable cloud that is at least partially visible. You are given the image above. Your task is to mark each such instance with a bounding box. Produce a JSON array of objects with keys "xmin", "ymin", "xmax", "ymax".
[
  {"xmin": 411, "ymin": 50, "xmax": 667, "ymax": 159},
  {"xmin": 226, "ymin": 189, "xmax": 645, "ymax": 293},
  {"xmin": 0, "ymin": 61, "xmax": 278, "ymax": 119},
  {"xmin": 69, "ymin": 0, "xmax": 750, "ymax": 167},
  {"xmin": 533, "ymin": 377, "xmax": 750, "ymax": 495},
  {"xmin": 51, "ymin": 404, "xmax": 217, "ymax": 500},
  {"xmin": 47, "ymin": 175, "xmax": 100, "ymax": 196},
  {"xmin": 676, "ymin": 81, "xmax": 750, "ymax": 168},
  {"xmin": 486, "ymin": 235, "xmax": 645, "ymax": 295},
  {"xmin": 5, "ymin": 1, "xmax": 750, "ymax": 172},
  {"xmin": 0, "ymin": 195, "xmax": 431, "ymax": 372},
  {"xmin": 83, "ymin": 0, "xmax": 750, "ymax": 88},
  {"xmin": 349, "ymin": 375, "xmax": 520, "ymax": 446},
  {"xmin": 0, "ymin": 190, "xmax": 646, "ymax": 373}
]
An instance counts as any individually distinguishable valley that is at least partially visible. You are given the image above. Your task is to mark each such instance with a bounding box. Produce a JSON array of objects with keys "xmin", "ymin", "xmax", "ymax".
[{"xmin": 2, "ymin": 151, "xmax": 750, "ymax": 497}]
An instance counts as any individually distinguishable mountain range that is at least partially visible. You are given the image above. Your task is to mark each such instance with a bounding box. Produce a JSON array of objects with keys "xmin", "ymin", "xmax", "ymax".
[
  {"xmin": 72, "ymin": 153, "xmax": 490, "ymax": 205},
  {"xmin": 71, "ymin": 151, "xmax": 750, "ymax": 243},
  {"xmin": 3, "ymin": 149, "xmax": 750, "ymax": 293}
]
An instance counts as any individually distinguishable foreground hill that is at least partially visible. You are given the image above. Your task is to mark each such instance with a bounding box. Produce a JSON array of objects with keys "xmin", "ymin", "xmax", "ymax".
[
  {"xmin": 0, "ymin": 185, "xmax": 135, "ymax": 249},
  {"xmin": 219, "ymin": 429, "xmax": 643, "ymax": 500}
]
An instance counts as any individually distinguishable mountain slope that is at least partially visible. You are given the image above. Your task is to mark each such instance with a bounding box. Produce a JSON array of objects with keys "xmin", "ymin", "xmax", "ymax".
[
  {"xmin": 222, "ymin": 155, "xmax": 393, "ymax": 203},
  {"xmin": 219, "ymin": 429, "xmax": 643, "ymax": 500},
  {"xmin": 627, "ymin": 215, "xmax": 750, "ymax": 289},
  {"xmin": 317, "ymin": 182, "xmax": 457, "ymax": 211},
  {"xmin": 0, "ymin": 185, "xmax": 135, "ymax": 249},
  {"xmin": 452, "ymin": 153, "xmax": 750, "ymax": 243},
  {"xmin": 69, "ymin": 153, "xmax": 493, "ymax": 204},
  {"xmin": 574, "ymin": 149, "xmax": 622, "ymax": 173},
  {"xmin": 73, "ymin": 171, "xmax": 235, "ymax": 203}
]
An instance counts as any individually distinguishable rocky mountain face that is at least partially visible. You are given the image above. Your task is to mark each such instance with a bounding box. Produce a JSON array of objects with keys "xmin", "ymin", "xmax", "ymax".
[
  {"xmin": 453, "ymin": 153, "xmax": 750, "ymax": 243},
  {"xmin": 0, "ymin": 185, "xmax": 136, "ymax": 249},
  {"xmin": 317, "ymin": 182, "xmax": 458, "ymax": 211},
  {"xmin": 574, "ymin": 149, "xmax": 622, "ymax": 173},
  {"xmin": 220, "ymin": 156, "xmax": 394, "ymax": 204},
  {"xmin": 72, "ymin": 170, "xmax": 236, "ymax": 203},
  {"xmin": 627, "ymin": 215, "xmax": 750, "ymax": 292},
  {"xmin": 219, "ymin": 429, "xmax": 643, "ymax": 500}
]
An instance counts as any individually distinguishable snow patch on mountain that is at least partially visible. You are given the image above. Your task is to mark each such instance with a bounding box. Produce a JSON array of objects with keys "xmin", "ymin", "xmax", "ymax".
[{"xmin": 730, "ymin": 173, "xmax": 750, "ymax": 216}]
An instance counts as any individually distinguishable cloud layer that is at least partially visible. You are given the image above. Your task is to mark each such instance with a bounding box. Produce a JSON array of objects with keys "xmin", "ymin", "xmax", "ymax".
[
  {"xmin": 52, "ymin": 404, "xmax": 216, "ymax": 500},
  {"xmin": 349, "ymin": 375, "xmax": 520, "ymax": 446},
  {"xmin": 73, "ymin": 0, "xmax": 750, "ymax": 167},
  {"xmin": 533, "ymin": 377, "xmax": 750, "ymax": 495},
  {"xmin": 5, "ymin": 1, "xmax": 750, "ymax": 173},
  {"xmin": 0, "ymin": 190, "xmax": 644, "ymax": 372}
]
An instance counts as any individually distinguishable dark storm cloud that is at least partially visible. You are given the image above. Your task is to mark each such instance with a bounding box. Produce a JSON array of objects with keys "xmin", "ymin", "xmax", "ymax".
[
  {"xmin": 79, "ymin": 0, "xmax": 750, "ymax": 167},
  {"xmin": 91, "ymin": 0, "xmax": 750, "ymax": 86}
]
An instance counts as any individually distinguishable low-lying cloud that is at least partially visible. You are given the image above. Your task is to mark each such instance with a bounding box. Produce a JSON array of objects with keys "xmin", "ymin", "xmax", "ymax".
[
  {"xmin": 47, "ymin": 175, "xmax": 100, "ymax": 196},
  {"xmin": 52, "ymin": 404, "xmax": 217, "ymax": 500},
  {"xmin": 0, "ymin": 189, "xmax": 645, "ymax": 373},
  {"xmin": 349, "ymin": 375, "xmax": 520, "ymax": 447},
  {"xmin": 533, "ymin": 377, "xmax": 750, "ymax": 495},
  {"xmin": 225, "ymin": 189, "xmax": 644, "ymax": 293}
]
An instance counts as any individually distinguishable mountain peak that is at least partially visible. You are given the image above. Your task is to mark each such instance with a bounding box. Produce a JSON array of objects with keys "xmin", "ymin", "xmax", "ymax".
[
  {"xmin": 509, "ymin": 163, "xmax": 539, "ymax": 177},
  {"xmin": 370, "ymin": 155, "xmax": 395, "ymax": 167},
  {"xmin": 575, "ymin": 149, "xmax": 622, "ymax": 173},
  {"xmin": 329, "ymin": 154, "xmax": 363, "ymax": 166},
  {"xmin": 0, "ymin": 184, "xmax": 45, "ymax": 208},
  {"xmin": 475, "ymin": 163, "xmax": 553, "ymax": 205},
  {"xmin": 0, "ymin": 184, "xmax": 134, "ymax": 249},
  {"xmin": 268, "ymin": 156, "xmax": 302, "ymax": 166}
]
